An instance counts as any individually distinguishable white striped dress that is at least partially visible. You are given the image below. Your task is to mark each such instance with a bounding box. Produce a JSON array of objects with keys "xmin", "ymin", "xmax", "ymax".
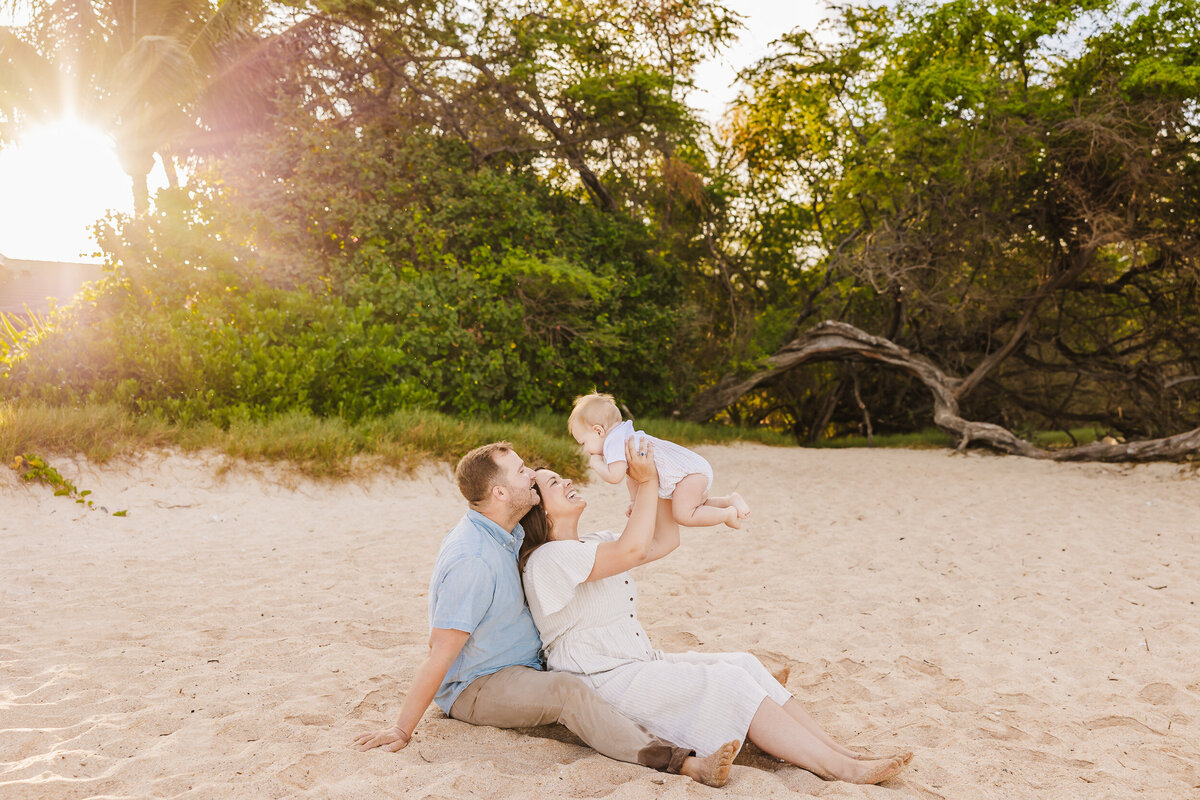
[
  {"xmin": 603, "ymin": 420, "xmax": 713, "ymax": 499},
  {"xmin": 522, "ymin": 531, "xmax": 793, "ymax": 756}
]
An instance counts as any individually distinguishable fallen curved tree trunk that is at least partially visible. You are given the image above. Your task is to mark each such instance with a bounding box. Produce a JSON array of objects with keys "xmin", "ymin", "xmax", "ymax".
[{"xmin": 684, "ymin": 320, "xmax": 1200, "ymax": 462}]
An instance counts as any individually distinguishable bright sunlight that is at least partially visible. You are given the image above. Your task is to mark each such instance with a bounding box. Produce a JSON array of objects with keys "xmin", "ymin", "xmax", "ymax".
[{"xmin": 0, "ymin": 118, "xmax": 162, "ymax": 263}]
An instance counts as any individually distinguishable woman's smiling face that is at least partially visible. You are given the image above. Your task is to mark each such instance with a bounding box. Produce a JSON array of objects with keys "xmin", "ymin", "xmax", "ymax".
[{"xmin": 534, "ymin": 469, "xmax": 586, "ymax": 531}]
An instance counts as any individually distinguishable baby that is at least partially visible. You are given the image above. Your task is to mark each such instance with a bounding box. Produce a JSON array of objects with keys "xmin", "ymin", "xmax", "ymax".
[{"xmin": 568, "ymin": 393, "xmax": 750, "ymax": 528}]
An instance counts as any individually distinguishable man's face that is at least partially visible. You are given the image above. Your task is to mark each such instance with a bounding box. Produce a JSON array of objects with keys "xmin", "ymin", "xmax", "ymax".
[{"xmin": 494, "ymin": 449, "xmax": 538, "ymax": 513}]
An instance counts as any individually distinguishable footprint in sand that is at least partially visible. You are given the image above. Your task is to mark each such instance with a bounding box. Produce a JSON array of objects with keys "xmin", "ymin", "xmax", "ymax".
[
  {"xmin": 351, "ymin": 688, "xmax": 390, "ymax": 717},
  {"xmin": 1138, "ymin": 682, "xmax": 1178, "ymax": 705},
  {"xmin": 1085, "ymin": 715, "xmax": 1161, "ymax": 734},
  {"xmin": 896, "ymin": 654, "xmax": 944, "ymax": 678},
  {"xmin": 276, "ymin": 752, "xmax": 335, "ymax": 791}
]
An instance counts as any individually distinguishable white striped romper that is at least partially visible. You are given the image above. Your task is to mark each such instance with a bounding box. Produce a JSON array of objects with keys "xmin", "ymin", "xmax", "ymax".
[
  {"xmin": 522, "ymin": 530, "xmax": 794, "ymax": 756},
  {"xmin": 602, "ymin": 420, "xmax": 712, "ymax": 499}
]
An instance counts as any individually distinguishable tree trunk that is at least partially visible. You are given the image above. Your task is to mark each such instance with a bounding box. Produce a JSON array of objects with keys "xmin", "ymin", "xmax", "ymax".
[
  {"xmin": 807, "ymin": 377, "xmax": 844, "ymax": 443},
  {"xmin": 161, "ymin": 154, "xmax": 179, "ymax": 190},
  {"xmin": 131, "ymin": 171, "xmax": 149, "ymax": 216},
  {"xmin": 683, "ymin": 321, "xmax": 1200, "ymax": 462},
  {"xmin": 466, "ymin": 55, "xmax": 617, "ymax": 213}
]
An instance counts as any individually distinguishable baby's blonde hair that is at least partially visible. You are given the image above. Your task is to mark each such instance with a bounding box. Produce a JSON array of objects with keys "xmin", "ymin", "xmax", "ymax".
[{"xmin": 568, "ymin": 392, "xmax": 623, "ymax": 436}]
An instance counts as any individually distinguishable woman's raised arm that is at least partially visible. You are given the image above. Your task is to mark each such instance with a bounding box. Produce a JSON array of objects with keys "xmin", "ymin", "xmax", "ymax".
[
  {"xmin": 587, "ymin": 437, "xmax": 660, "ymax": 581},
  {"xmin": 640, "ymin": 497, "xmax": 681, "ymax": 565}
]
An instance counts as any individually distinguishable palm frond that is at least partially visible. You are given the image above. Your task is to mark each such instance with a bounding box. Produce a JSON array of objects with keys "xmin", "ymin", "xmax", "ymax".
[
  {"xmin": 187, "ymin": 0, "xmax": 264, "ymax": 67},
  {"xmin": 0, "ymin": 25, "xmax": 60, "ymax": 117},
  {"xmin": 0, "ymin": 0, "xmax": 44, "ymax": 26},
  {"xmin": 112, "ymin": 33, "xmax": 197, "ymax": 108},
  {"xmin": 4, "ymin": 0, "xmax": 289, "ymax": 180},
  {"xmin": 0, "ymin": 304, "xmax": 50, "ymax": 363},
  {"xmin": 184, "ymin": 14, "xmax": 324, "ymax": 154},
  {"xmin": 31, "ymin": 0, "xmax": 112, "ymax": 117}
]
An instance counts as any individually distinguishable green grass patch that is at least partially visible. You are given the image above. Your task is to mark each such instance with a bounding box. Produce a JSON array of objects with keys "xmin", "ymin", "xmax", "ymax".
[
  {"xmin": 0, "ymin": 401, "xmax": 179, "ymax": 461},
  {"xmin": 0, "ymin": 401, "xmax": 789, "ymax": 481},
  {"xmin": 1029, "ymin": 427, "xmax": 1103, "ymax": 448},
  {"xmin": 808, "ymin": 425, "xmax": 1106, "ymax": 451},
  {"xmin": 806, "ymin": 427, "xmax": 956, "ymax": 449},
  {"xmin": 634, "ymin": 417, "xmax": 794, "ymax": 448},
  {"xmin": 2, "ymin": 402, "xmax": 1115, "ymax": 479}
]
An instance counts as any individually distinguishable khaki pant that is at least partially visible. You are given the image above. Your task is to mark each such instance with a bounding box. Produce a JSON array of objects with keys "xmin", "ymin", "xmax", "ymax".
[{"xmin": 450, "ymin": 665, "xmax": 692, "ymax": 773}]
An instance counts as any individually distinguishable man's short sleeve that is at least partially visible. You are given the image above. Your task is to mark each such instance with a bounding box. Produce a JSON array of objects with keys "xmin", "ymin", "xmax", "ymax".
[
  {"xmin": 524, "ymin": 540, "xmax": 599, "ymax": 615},
  {"xmin": 430, "ymin": 556, "xmax": 494, "ymax": 633}
]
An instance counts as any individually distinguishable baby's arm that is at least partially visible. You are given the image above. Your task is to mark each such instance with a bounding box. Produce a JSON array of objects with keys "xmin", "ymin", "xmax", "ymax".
[
  {"xmin": 623, "ymin": 474, "xmax": 639, "ymax": 517},
  {"xmin": 588, "ymin": 453, "xmax": 629, "ymax": 484}
]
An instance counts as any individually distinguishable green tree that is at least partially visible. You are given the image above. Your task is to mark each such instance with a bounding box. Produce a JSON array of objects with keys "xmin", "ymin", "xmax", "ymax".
[
  {"xmin": 172, "ymin": 114, "xmax": 691, "ymax": 416},
  {"xmin": 715, "ymin": 0, "xmax": 1200, "ymax": 439},
  {"xmin": 273, "ymin": 0, "xmax": 738, "ymax": 216}
]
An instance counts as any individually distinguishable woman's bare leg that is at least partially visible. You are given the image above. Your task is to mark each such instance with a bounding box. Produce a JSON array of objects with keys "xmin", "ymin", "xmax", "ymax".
[
  {"xmin": 781, "ymin": 699, "xmax": 911, "ymax": 764},
  {"xmin": 672, "ymin": 474, "xmax": 739, "ymax": 528},
  {"xmin": 747, "ymin": 699, "xmax": 905, "ymax": 784}
]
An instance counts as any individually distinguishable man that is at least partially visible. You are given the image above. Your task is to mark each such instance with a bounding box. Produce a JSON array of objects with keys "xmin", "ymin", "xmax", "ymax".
[{"xmin": 353, "ymin": 440, "xmax": 735, "ymax": 786}]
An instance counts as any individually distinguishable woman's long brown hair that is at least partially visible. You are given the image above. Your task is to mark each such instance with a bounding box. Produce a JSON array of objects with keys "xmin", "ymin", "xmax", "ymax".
[{"xmin": 517, "ymin": 480, "xmax": 554, "ymax": 577}]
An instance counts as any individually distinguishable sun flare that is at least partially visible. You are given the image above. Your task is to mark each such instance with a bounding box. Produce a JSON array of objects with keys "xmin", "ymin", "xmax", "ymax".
[{"xmin": 0, "ymin": 118, "xmax": 154, "ymax": 263}]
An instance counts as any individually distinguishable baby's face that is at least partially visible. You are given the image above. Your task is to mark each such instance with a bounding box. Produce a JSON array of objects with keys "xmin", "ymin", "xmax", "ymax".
[{"xmin": 572, "ymin": 423, "xmax": 606, "ymax": 456}]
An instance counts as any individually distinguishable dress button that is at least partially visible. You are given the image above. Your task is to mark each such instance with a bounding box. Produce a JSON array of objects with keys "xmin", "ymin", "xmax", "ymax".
[
  {"xmin": 629, "ymin": 597, "xmax": 634, "ymax": 601},
  {"xmin": 629, "ymin": 614, "xmax": 634, "ymax": 618},
  {"xmin": 624, "ymin": 580, "xmax": 629, "ymax": 584}
]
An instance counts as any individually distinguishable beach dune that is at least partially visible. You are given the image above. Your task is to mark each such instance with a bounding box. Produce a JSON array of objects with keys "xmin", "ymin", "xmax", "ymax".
[{"xmin": 2, "ymin": 445, "xmax": 1198, "ymax": 798}]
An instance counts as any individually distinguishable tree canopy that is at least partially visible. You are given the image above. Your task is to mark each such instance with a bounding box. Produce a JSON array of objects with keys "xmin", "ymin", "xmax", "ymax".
[
  {"xmin": 713, "ymin": 0, "xmax": 1200, "ymax": 442},
  {"xmin": 3, "ymin": 0, "xmax": 1200, "ymax": 457}
]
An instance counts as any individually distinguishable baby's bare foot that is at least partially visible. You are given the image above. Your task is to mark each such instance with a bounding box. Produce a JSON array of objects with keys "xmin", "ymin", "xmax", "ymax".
[
  {"xmin": 730, "ymin": 491, "xmax": 750, "ymax": 519},
  {"xmin": 725, "ymin": 506, "xmax": 742, "ymax": 529},
  {"xmin": 681, "ymin": 739, "xmax": 739, "ymax": 787}
]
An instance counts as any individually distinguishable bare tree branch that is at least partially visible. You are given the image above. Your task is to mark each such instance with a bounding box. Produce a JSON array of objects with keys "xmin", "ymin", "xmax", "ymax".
[{"xmin": 684, "ymin": 321, "xmax": 1200, "ymax": 462}]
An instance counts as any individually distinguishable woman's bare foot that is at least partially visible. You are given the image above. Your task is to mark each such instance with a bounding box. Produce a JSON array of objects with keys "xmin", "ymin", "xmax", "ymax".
[
  {"xmin": 680, "ymin": 739, "xmax": 740, "ymax": 787},
  {"xmin": 842, "ymin": 755, "xmax": 907, "ymax": 785},
  {"xmin": 848, "ymin": 747, "xmax": 914, "ymax": 766}
]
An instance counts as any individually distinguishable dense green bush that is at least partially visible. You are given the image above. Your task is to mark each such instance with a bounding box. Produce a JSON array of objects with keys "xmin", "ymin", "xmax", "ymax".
[
  {"xmin": 1, "ymin": 211, "xmax": 425, "ymax": 424},
  {"xmin": 182, "ymin": 122, "xmax": 692, "ymax": 417},
  {"xmin": 1, "ymin": 125, "xmax": 693, "ymax": 423}
]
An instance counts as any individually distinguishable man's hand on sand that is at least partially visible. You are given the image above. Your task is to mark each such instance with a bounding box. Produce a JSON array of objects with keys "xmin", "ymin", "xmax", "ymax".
[{"xmin": 353, "ymin": 725, "xmax": 410, "ymax": 752}]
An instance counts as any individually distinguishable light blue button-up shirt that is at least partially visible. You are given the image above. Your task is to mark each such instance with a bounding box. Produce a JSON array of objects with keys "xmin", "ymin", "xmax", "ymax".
[{"xmin": 429, "ymin": 509, "xmax": 544, "ymax": 713}]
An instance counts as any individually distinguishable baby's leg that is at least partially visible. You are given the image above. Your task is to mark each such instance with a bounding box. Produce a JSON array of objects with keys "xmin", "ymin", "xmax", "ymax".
[
  {"xmin": 671, "ymin": 474, "xmax": 740, "ymax": 528},
  {"xmin": 704, "ymin": 492, "xmax": 751, "ymax": 519}
]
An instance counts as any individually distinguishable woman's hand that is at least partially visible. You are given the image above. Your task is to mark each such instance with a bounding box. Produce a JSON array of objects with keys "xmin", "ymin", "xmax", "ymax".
[
  {"xmin": 353, "ymin": 725, "xmax": 411, "ymax": 752},
  {"xmin": 624, "ymin": 436, "xmax": 658, "ymax": 487}
]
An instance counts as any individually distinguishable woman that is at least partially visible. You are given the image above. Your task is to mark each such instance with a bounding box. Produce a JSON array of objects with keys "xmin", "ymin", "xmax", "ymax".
[{"xmin": 518, "ymin": 439, "xmax": 911, "ymax": 785}]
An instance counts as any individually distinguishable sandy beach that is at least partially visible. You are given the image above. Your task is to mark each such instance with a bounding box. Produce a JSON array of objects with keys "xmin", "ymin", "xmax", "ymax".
[{"xmin": 2, "ymin": 444, "xmax": 1198, "ymax": 799}]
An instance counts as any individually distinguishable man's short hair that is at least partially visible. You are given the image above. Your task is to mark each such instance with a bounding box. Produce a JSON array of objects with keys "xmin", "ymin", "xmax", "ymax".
[
  {"xmin": 568, "ymin": 393, "xmax": 622, "ymax": 435},
  {"xmin": 455, "ymin": 442, "xmax": 513, "ymax": 505}
]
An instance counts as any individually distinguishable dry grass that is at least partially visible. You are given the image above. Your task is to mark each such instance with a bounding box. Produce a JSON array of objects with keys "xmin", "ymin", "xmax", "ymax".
[{"xmin": 2, "ymin": 402, "xmax": 790, "ymax": 480}]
